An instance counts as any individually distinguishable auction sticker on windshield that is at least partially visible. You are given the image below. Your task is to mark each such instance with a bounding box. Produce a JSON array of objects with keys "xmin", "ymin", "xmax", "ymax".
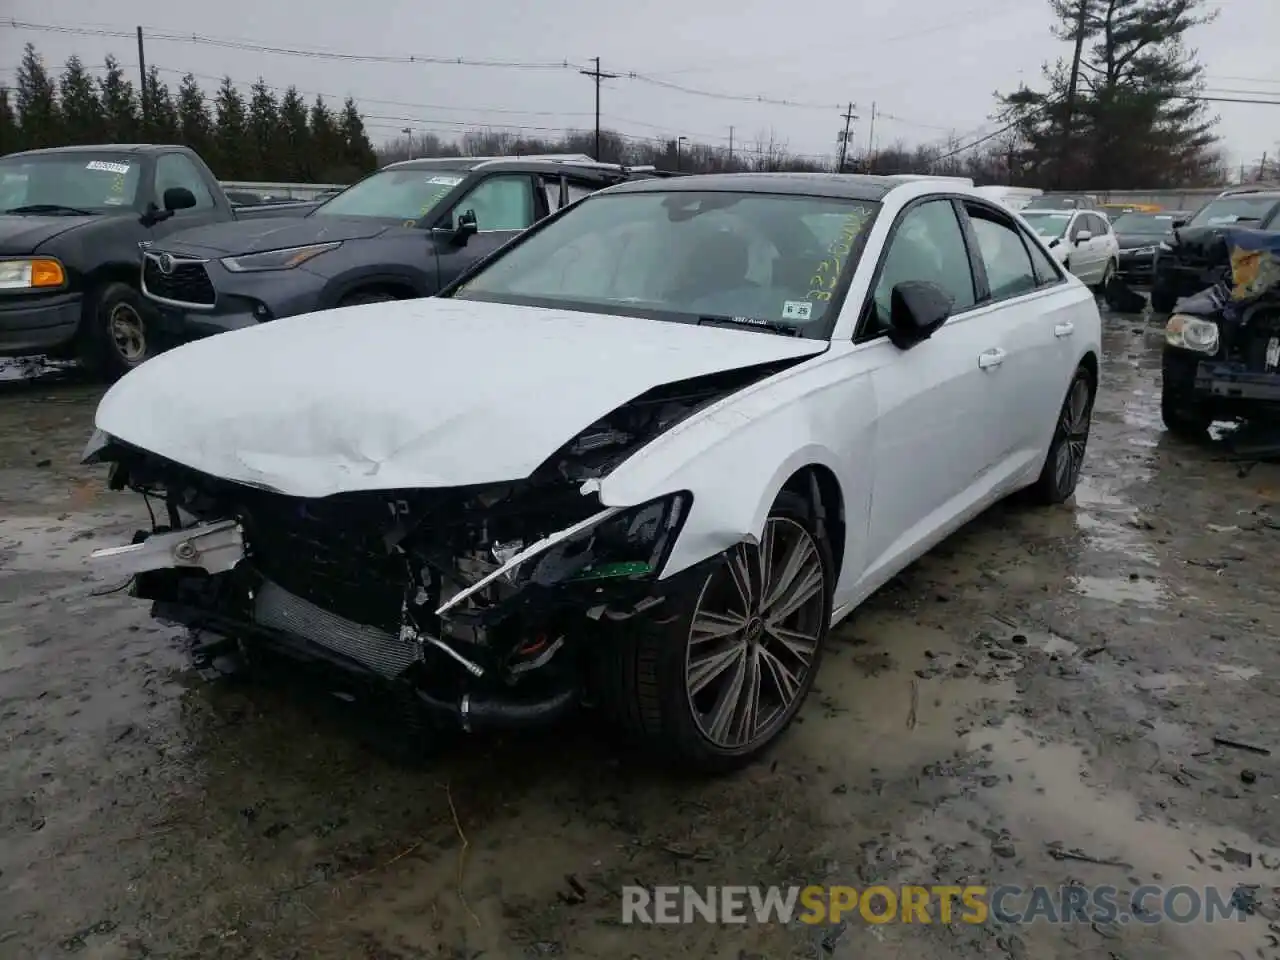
[
  {"xmin": 85, "ymin": 160, "xmax": 132, "ymax": 175},
  {"xmin": 427, "ymin": 176, "xmax": 463, "ymax": 186},
  {"xmin": 782, "ymin": 300, "xmax": 813, "ymax": 321}
]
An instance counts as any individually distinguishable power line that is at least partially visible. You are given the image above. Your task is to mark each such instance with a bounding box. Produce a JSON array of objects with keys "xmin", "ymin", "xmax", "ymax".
[{"xmin": 2, "ymin": 19, "xmax": 581, "ymax": 71}]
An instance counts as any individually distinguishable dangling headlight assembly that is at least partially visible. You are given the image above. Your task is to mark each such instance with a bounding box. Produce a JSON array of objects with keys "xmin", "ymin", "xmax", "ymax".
[{"xmin": 434, "ymin": 493, "xmax": 691, "ymax": 617}]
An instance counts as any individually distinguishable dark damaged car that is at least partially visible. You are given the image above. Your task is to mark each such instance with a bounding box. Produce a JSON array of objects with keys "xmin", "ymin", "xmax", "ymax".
[
  {"xmin": 84, "ymin": 173, "xmax": 1102, "ymax": 771},
  {"xmin": 1161, "ymin": 227, "xmax": 1280, "ymax": 438},
  {"xmin": 141, "ymin": 156, "xmax": 666, "ymax": 339},
  {"xmin": 1150, "ymin": 191, "xmax": 1280, "ymax": 313}
]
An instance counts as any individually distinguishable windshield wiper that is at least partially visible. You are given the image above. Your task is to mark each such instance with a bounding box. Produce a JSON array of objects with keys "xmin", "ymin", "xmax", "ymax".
[
  {"xmin": 698, "ymin": 315, "xmax": 803, "ymax": 337},
  {"xmin": 4, "ymin": 203, "xmax": 96, "ymax": 216}
]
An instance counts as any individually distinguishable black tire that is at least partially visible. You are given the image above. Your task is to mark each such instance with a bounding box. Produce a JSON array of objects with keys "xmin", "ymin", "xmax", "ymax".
[
  {"xmin": 1150, "ymin": 284, "xmax": 1178, "ymax": 314},
  {"xmin": 1027, "ymin": 365, "xmax": 1096, "ymax": 505},
  {"xmin": 1092, "ymin": 259, "xmax": 1116, "ymax": 293},
  {"xmin": 1159, "ymin": 350, "xmax": 1213, "ymax": 441},
  {"xmin": 337, "ymin": 290, "xmax": 399, "ymax": 307},
  {"xmin": 602, "ymin": 490, "xmax": 833, "ymax": 773},
  {"xmin": 80, "ymin": 282, "xmax": 154, "ymax": 380}
]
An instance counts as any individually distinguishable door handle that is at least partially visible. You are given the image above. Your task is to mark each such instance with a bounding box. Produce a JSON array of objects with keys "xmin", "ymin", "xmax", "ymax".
[
  {"xmin": 977, "ymin": 348, "xmax": 1007, "ymax": 370},
  {"xmin": 1054, "ymin": 321, "xmax": 1075, "ymax": 338}
]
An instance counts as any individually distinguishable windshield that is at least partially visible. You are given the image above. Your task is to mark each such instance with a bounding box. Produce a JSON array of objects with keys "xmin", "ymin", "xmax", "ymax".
[
  {"xmin": 450, "ymin": 190, "xmax": 881, "ymax": 339},
  {"xmin": 1025, "ymin": 196, "xmax": 1086, "ymax": 211},
  {"xmin": 0, "ymin": 153, "xmax": 141, "ymax": 213},
  {"xmin": 1189, "ymin": 196, "xmax": 1280, "ymax": 227},
  {"xmin": 1111, "ymin": 213, "xmax": 1177, "ymax": 235},
  {"xmin": 1021, "ymin": 212, "xmax": 1073, "ymax": 239},
  {"xmin": 311, "ymin": 168, "xmax": 468, "ymax": 221}
]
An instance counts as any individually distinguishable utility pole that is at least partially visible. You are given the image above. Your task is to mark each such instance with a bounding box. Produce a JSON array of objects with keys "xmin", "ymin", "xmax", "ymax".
[
  {"xmin": 728, "ymin": 126, "xmax": 734, "ymax": 167},
  {"xmin": 136, "ymin": 26, "xmax": 148, "ymax": 133},
  {"xmin": 1057, "ymin": 0, "xmax": 1091, "ymax": 189},
  {"xmin": 402, "ymin": 127, "xmax": 413, "ymax": 159},
  {"xmin": 579, "ymin": 57, "xmax": 617, "ymax": 162},
  {"xmin": 837, "ymin": 102, "xmax": 856, "ymax": 173},
  {"xmin": 865, "ymin": 102, "xmax": 876, "ymax": 173}
]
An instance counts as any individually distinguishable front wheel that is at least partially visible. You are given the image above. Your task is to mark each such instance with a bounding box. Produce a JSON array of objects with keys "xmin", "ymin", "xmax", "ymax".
[
  {"xmin": 1092, "ymin": 259, "xmax": 1116, "ymax": 293},
  {"xmin": 604, "ymin": 491, "xmax": 832, "ymax": 772},
  {"xmin": 80, "ymin": 282, "xmax": 155, "ymax": 380},
  {"xmin": 1027, "ymin": 366, "xmax": 1095, "ymax": 505}
]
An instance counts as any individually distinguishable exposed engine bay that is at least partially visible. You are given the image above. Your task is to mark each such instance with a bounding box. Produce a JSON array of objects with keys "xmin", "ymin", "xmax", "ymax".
[{"xmin": 86, "ymin": 358, "xmax": 800, "ymax": 730}]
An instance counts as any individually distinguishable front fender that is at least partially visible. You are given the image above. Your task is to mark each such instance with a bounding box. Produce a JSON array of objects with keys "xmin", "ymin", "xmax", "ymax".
[{"xmin": 594, "ymin": 348, "xmax": 875, "ymax": 580}]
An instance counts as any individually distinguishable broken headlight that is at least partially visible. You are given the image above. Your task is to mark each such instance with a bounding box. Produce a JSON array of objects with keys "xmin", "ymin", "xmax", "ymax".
[
  {"xmin": 567, "ymin": 492, "xmax": 691, "ymax": 582},
  {"xmin": 1165, "ymin": 313, "xmax": 1219, "ymax": 355}
]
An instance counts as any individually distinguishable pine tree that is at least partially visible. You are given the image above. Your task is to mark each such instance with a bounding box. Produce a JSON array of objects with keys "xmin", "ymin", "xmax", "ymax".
[
  {"xmin": 308, "ymin": 95, "xmax": 343, "ymax": 182},
  {"xmin": 142, "ymin": 66, "xmax": 180, "ymax": 143},
  {"xmin": 99, "ymin": 55, "xmax": 139, "ymax": 143},
  {"xmin": 14, "ymin": 43, "xmax": 61, "ymax": 148},
  {"xmin": 59, "ymin": 56, "xmax": 105, "ymax": 144},
  {"xmin": 213, "ymin": 78, "xmax": 248, "ymax": 179},
  {"xmin": 0, "ymin": 87, "xmax": 21, "ymax": 155},
  {"xmin": 1001, "ymin": 0, "xmax": 1219, "ymax": 188},
  {"xmin": 277, "ymin": 86, "xmax": 311, "ymax": 181},
  {"xmin": 338, "ymin": 97, "xmax": 377, "ymax": 180},
  {"xmin": 246, "ymin": 78, "xmax": 280, "ymax": 180},
  {"xmin": 176, "ymin": 74, "xmax": 215, "ymax": 168}
]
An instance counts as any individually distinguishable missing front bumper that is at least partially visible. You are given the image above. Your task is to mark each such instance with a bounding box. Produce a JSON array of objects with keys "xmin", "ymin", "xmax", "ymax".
[{"xmin": 89, "ymin": 520, "xmax": 246, "ymax": 576}]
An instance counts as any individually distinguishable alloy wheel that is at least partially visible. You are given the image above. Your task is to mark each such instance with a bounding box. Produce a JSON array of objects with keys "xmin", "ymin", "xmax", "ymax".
[
  {"xmin": 108, "ymin": 303, "xmax": 147, "ymax": 363},
  {"xmin": 684, "ymin": 516, "xmax": 826, "ymax": 750},
  {"xmin": 1054, "ymin": 376, "xmax": 1093, "ymax": 494}
]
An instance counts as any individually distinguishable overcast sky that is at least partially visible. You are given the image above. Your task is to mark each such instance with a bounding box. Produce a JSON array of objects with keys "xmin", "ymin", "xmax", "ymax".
[{"xmin": 2, "ymin": 0, "xmax": 1277, "ymax": 176}]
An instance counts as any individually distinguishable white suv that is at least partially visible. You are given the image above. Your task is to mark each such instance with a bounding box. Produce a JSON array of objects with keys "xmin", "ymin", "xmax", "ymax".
[{"xmin": 1020, "ymin": 208, "xmax": 1120, "ymax": 289}]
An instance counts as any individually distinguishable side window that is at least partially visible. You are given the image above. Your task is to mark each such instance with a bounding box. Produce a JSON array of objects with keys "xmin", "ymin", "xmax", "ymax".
[
  {"xmin": 966, "ymin": 208, "xmax": 1039, "ymax": 301},
  {"xmin": 540, "ymin": 178, "xmax": 597, "ymax": 213},
  {"xmin": 870, "ymin": 199, "xmax": 976, "ymax": 333},
  {"xmin": 1096, "ymin": 215, "xmax": 1112, "ymax": 235},
  {"xmin": 449, "ymin": 175, "xmax": 535, "ymax": 232},
  {"xmin": 1023, "ymin": 229, "xmax": 1064, "ymax": 286},
  {"xmin": 1068, "ymin": 214, "xmax": 1084, "ymax": 241},
  {"xmin": 154, "ymin": 154, "xmax": 215, "ymax": 210}
]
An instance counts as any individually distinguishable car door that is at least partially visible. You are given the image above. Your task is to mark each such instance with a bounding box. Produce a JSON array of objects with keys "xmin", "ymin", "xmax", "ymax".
[
  {"xmin": 961, "ymin": 199, "xmax": 1074, "ymax": 475},
  {"xmin": 146, "ymin": 152, "xmax": 228, "ymax": 243},
  {"xmin": 1089, "ymin": 214, "xmax": 1116, "ymax": 277},
  {"xmin": 435, "ymin": 174, "xmax": 540, "ymax": 288},
  {"xmin": 1065, "ymin": 212, "xmax": 1094, "ymax": 281},
  {"xmin": 856, "ymin": 197, "xmax": 997, "ymax": 584}
]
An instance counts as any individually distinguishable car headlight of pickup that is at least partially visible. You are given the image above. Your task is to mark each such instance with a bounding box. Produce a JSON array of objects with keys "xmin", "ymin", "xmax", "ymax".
[
  {"xmin": 0, "ymin": 257, "xmax": 66, "ymax": 291},
  {"xmin": 1158, "ymin": 241, "xmax": 1173, "ymax": 252},
  {"xmin": 1129, "ymin": 245, "xmax": 1157, "ymax": 256},
  {"xmin": 1165, "ymin": 313, "xmax": 1219, "ymax": 354},
  {"xmin": 220, "ymin": 241, "xmax": 342, "ymax": 273}
]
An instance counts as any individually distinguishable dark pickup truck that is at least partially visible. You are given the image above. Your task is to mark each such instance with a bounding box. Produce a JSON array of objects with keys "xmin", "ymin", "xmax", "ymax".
[{"xmin": 0, "ymin": 143, "xmax": 317, "ymax": 378}]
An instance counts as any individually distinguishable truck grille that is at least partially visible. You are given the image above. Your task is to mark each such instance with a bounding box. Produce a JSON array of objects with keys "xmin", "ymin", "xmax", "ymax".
[{"xmin": 142, "ymin": 253, "xmax": 216, "ymax": 307}]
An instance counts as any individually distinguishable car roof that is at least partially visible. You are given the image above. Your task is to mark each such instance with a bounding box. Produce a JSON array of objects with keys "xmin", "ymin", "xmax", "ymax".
[
  {"xmin": 382, "ymin": 156, "xmax": 667, "ymax": 181},
  {"xmin": 599, "ymin": 172, "xmax": 952, "ymax": 202},
  {"xmin": 3, "ymin": 143, "xmax": 174, "ymax": 159},
  {"xmin": 1214, "ymin": 190, "xmax": 1280, "ymax": 200}
]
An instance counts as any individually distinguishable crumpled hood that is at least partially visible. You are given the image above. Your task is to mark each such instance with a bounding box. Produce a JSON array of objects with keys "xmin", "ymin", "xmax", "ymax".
[
  {"xmin": 95, "ymin": 298, "xmax": 827, "ymax": 498},
  {"xmin": 153, "ymin": 215, "xmax": 391, "ymax": 257},
  {"xmin": 0, "ymin": 214, "xmax": 99, "ymax": 253}
]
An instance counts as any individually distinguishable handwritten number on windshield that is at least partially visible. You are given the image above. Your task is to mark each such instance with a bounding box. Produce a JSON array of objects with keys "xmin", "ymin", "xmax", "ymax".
[{"xmin": 807, "ymin": 209, "xmax": 870, "ymax": 303}]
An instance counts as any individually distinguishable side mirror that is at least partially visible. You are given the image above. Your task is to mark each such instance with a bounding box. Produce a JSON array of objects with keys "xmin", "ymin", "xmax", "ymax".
[
  {"xmin": 1171, "ymin": 216, "xmax": 1189, "ymax": 229},
  {"xmin": 450, "ymin": 209, "xmax": 478, "ymax": 246},
  {"xmin": 887, "ymin": 281, "xmax": 953, "ymax": 350},
  {"xmin": 1074, "ymin": 230, "xmax": 1092, "ymax": 244},
  {"xmin": 163, "ymin": 187, "xmax": 197, "ymax": 212}
]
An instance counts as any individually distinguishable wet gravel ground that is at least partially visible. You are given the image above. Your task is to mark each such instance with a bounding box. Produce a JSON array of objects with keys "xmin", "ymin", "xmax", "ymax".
[{"xmin": 2, "ymin": 309, "xmax": 1280, "ymax": 960}]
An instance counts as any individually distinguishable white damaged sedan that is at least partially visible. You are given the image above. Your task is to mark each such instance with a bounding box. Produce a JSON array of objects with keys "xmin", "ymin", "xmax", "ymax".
[{"xmin": 86, "ymin": 173, "xmax": 1101, "ymax": 771}]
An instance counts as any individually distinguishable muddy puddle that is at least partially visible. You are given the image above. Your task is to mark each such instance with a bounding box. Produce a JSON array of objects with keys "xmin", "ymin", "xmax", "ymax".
[{"xmin": 2, "ymin": 307, "xmax": 1280, "ymax": 958}]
